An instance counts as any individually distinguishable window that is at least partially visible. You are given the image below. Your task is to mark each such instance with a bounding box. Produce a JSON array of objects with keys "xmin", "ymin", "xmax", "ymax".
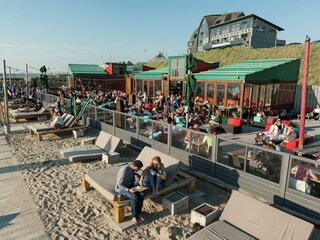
[
  {"xmin": 195, "ymin": 82, "xmax": 205, "ymax": 98},
  {"xmin": 207, "ymin": 84, "xmax": 214, "ymax": 104},
  {"xmin": 227, "ymin": 83, "xmax": 241, "ymax": 107},
  {"xmin": 137, "ymin": 79, "xmax": 142, "ymax": 93},
  {"xmin": 217, "ymin": 84, "xmax": 225, "ymax": 106},
  {"xmin": 170, "ymin": 58, "xmax": 185, "ymax": 78},
  {"xmin": 242, "ymin": 21, "xmax": 247, "ymax": 29}
]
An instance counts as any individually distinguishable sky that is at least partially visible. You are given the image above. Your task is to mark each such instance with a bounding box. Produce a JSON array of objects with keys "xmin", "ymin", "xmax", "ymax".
[{"xmin": 0, "ymin": 0, "xmax": 319, "ymax": 73}]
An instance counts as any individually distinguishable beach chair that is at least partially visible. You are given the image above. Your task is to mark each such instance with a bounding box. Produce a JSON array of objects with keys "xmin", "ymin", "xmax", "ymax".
[
  {"xmin": 9, "ymin": 107, "xmax": 51, "ymax": 121},
  {"xmin": 28, "ymin": 113, "xmax": 85, "ymax": 141},
  {"xmin": 82, "ymin": 146, "xmax": 196, "ymax": 223},
  {"xmin": 8, "ymin": 102, "xmax": 36, "ymax": 110},
  {"xmin": 60, "ymin": 131, "xmax": 121, "ymax": 162}
]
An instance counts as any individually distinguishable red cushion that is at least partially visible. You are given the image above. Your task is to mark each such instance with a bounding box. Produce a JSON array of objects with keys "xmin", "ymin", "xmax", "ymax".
[
  {"xmin": 228, "ymin": 118, "xmax": 242, "ymax": 126},
  {"xmin": 265, "ymin": 124, "xmax": 271, "ymax": 131},
  {"xmin": 284, "ymin": 134, "xmax": 314, "ymax": 150},
  {"xmin": 267, "ymin": 118, "xmax": 275, "ymax": 124},
  {"xmin": 282, "ymin": 120, "xmax": 289, "ymax": 126},
  {"xmin": 145, "ymin": 104, "xmax": 151, "ymax": 109}
]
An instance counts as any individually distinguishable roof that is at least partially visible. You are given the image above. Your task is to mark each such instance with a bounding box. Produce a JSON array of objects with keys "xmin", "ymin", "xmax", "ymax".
[
  {"xmin": 68, "ymin": 64, "xmax": 107, "ymax": 77},
  {"xmin": 212, "ymin": 14, "xmax": 284, "ymax": 31},
  {"xmin": 134, "ymin": 67, "xmax": 168, "ymax": 79},
  {"xmin": 193, "ymin": 58, "xmax": 300, "ymax": 82}
]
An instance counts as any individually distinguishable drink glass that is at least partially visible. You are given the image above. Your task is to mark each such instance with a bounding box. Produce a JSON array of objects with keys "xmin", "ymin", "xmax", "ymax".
[{"xmin": 117, "ymin": 193, "xmax": 121, "ymax": 203}]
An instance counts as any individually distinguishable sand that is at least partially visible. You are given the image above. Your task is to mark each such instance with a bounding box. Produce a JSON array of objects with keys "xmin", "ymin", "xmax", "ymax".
[{"xmin": 9, "ymin": 127, "xmax": 230, "ymax": 240}]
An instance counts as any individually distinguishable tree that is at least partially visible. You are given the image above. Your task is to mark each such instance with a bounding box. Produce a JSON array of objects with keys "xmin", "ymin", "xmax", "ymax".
[{"xmin": 39, "ymin": 65, "xmax": 49, "ymax": 92}]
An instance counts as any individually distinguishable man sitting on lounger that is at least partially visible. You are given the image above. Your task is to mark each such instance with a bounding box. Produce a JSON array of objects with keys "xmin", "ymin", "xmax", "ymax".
[{"xmin": 115, "ymin": 160, "xmax": 144, "ymax": 224}]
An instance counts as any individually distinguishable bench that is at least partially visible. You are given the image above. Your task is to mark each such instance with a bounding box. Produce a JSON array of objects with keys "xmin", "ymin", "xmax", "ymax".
[
  {"xmin": 282, "ymin": 134, "xmax": 314, "ymax": 151},
  {"xmin": 221, "ymin": 118, "xmax": 242, "ymax": 134},
  {"xmin": 189, "ymin": 190, "xmax": 315, "ymax": 240},
  {"xmin": 82, "ymin": 146, "xmax": 196, "ymax": 223}
]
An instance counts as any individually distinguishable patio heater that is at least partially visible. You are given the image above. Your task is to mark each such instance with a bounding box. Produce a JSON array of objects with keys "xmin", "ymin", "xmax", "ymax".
[{"xmin": 298, "ymin": 35, "xmax": 311, "ymax": 150}]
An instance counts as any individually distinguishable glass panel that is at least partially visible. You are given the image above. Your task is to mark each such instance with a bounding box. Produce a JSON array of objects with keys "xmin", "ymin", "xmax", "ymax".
[
  {"xmin": 104, "ymin": 109, "xmax": 113, "ymax": 125},
  {"xmin": 83, "ymin": 105, "xmax": 96, "ymax": 120},
  {"xmin": 207, "ymin": 84, "xmax": 214, "ymax": 105},
  {"xmin": 155, "ymin": 80, "xmax": 161, "ymax": 93},
  {"xmin": 227, "ymin": 83, "xmax": 240, "ymax": 107},
  {"xmin": 143, "ymin": 81, "xmax": 148, "ymax": 94},
  {"xmin": 170, "ymin": 81, "xmax": 182, "ymax": 96},
  {"xmin": 217, "ymin": 84, "xmax": 225, "ymax": 106},
  {"xmin": 137, "ymin": 79, "xmax": 142, "ymax": 93},
  {"xmin": 150, "ymin": 121, "xmax": 168, "ymax": 144},
  {"xmin": 177, "ymin": 58, "xmax": 185, "ymax": 77},
  {"xmin": 139, "ymin": 117, "xmax": 153, "ymax": 138},
  {"xmin": 265, "ymin": 84, "xmax": 273, "ymax": 107},
  {"xmin": 171, "ymin": 126, "xmax": 188, "ymax": 150},
  {"xmin": 272, "ymin": 84, "xmax": 280, "ymax": 106},
  {"xmin": 246, "ymin": 146, "xmax": 282, "ymax": 183},
  {"xmin": 289, "ymin": 158, "xmax": 320, "ymax": 198},
  {"xmin": 115, "ymin": 111, "xmax": 126, "ymax": 129},
  {"xmin": 195, "ymin": 82, "xmax": 205, "ymax": 99},
  {"xmin": 149, "ymin": 81, "xmax": 154, "ymax": 98},
  {"xmin": 190, "ymin": 130, "xmax": 213, "ymax": 159},
  {"xmin": 243, "ymin": 84, "xmax": 250, "ymax": 108},
  {"xmin": 251, "ymin": 85, "xmax": 259, "ymax": 109},
  {"xmin": 259, "ymin": 85, "xmax": 266, "ymax": 109},
  {"xmin": 125, "ymin": 115, "xmax": 137, "ymax": 133},
  {"xmin": 217, "ymin": 139, "xmax": 246, "ymax": 170}
]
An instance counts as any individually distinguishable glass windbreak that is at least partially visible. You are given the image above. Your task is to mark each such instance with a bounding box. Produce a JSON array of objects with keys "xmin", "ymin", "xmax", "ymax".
[
  {"xmin": 246, "ymin": 146, "xmax": 282, "ymax": 184},
  {"xmin": 102, "ymin": 108, "xmax": 113, "ymax": 125},
  {"xmin": 289, "ymin": 158, "xmax": 320, "ymax": 198},
  {"xmin": 155, "ymin": 80, "xmax": 161, "ymax": 93},
  {"xmin": 170, "ymin": 126, "xmax": 188, "ymax": 150},
  {"xmin": 115, "ymin": 111, "xmax": 126, "ymax": 129},
  {"xmin": 217, "ymin": 139, "xmax": 246, "ymax": 170},
  {"xmin": 138, "ymin": 117, "xmax": 153, "ymax": 138},
  {"xmin": 83, "ymin": 105, "xmax": 96, "ymax": 120},
  {"xmin": 271, "ymin": 84, "xmax": 280, "ymax": 106},
  {"xmin": 251, "ymin": 85, "xmax": 259, "ymax": 109},
  {"xmin": 150, "ymin": 121, "xmax": 167, "ymax": 144},
  {"xmin": 242, "ymin": 84, "xmax": 251, "ymax": 108},
  {"xmin": 190, "ymin": 130, "xmax": 214, "ymax": 160},
  {"xmin": 259, "ymin": 85, "xmax": 266, "ymax": 109},
  {"xmin": 125, "ymin": 115, "xmax": 137, "ymax": 133},
  {"xmin": 265, "ymin": 84, "xmax": 273, "ymax": 107}
]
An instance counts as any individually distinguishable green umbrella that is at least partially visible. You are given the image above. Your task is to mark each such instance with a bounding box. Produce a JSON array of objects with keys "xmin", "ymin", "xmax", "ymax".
[{"xmin": 185, "ymin": 53, "xmax": 197, "ymax": 113}]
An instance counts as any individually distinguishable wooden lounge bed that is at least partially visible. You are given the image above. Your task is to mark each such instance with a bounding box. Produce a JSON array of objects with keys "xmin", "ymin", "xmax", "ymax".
[
  {"xmin": 28, "ymin": 113, "xmax": 86, "ymax": 141},
  {"xmin": 10, "ymin": 107, "xmax": 51, "ymax": 121},
  {"xmin": 82, "ymin": 146, "xmax": 196, "ymax": 223},
  {"xmin": 60, "ymin": 131, "xmax": 121, "ymax": 162},
  {"xmin": 8, "ymin": 103, "xmax": 35, "ymax": 110}
]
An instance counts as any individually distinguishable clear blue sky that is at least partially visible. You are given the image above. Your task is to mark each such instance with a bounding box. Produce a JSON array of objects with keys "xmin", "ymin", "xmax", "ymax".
[{"xmin": 0, "ymin": 0, "xmax": 319, "ymax": 73}]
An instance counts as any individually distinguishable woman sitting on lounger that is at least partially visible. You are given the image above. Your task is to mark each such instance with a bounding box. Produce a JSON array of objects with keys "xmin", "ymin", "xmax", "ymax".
[{"xmin": 139, "ymin": 156, "xmax": 167, "ymax": 196}]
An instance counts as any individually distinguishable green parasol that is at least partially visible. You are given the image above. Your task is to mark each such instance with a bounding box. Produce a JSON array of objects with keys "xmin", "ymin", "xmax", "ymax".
[{"xmin": 185, "ymin": 53, "xmax": 197, "ymax": 113}]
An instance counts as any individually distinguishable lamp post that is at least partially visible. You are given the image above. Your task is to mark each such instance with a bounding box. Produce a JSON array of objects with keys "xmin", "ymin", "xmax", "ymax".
[{"xmin": 2, "ymin": 60, "xmax": 10, "ymax": 134}]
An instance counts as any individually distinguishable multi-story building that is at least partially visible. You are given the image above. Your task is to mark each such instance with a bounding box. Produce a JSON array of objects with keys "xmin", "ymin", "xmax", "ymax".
[{"xmin": 188, "ymin": 12, "xmax": 285, "ymax": 53}]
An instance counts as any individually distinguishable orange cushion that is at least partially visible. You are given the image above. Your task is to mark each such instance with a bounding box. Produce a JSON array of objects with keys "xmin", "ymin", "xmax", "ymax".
[{"xmin": 267, "ymin": 118, "xmax": 275, "ymax": 124}]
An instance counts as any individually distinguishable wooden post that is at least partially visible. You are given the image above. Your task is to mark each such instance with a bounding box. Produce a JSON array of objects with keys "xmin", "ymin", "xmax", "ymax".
[
  {"xmin": 82, "ymin": 177, "xmax": 90, "ymax": 191},
  {"xmin": 114, "ymin": 205, "xmax": 125, "ymax": 223}
]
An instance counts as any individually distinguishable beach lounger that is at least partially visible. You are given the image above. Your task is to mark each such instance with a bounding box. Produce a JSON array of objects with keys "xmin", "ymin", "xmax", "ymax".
[
  {"xmin": 8, "ymin": 102, "xmax": 35, "ymax": 110},
  {"xmin": 60, "ymin": 131, "xmax": 121, "ymax": 162},
  {"xmin": 10, "ymin": 107, "xmax": 51, "ymax": 121},
  {"xmin": 28, "ymin": 113, "xmax": 85, "ymax": 141},
  {"xmin": 82, "ymin": 146, "xmax": 196, "ymax": 223}
]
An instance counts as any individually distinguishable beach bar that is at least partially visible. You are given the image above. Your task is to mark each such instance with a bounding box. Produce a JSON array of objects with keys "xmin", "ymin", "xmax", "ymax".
[{"xmin": 193, "ymin": 58, "xmax": 300, "ymax": 116}]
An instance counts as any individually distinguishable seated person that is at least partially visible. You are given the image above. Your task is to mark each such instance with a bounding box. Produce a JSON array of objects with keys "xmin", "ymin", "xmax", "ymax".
[
  {"xmin": 312, "ymin": 104, "xmax": 320, "ymax": 120},
  {"xmin": 291, "ymin": 162, "xmax": 319, "ymax": 183},
  {"xmin": 115, "ymin": 160, "xmax": 145, "ymax": 224},
  {"xmin": 256, "ymin": 109, "xmax": 266, "ymax": 121},
  {"xmin": 209, "ymin": 110, "xmax": 221, "ymax": 126},
  {"xmin": 263, "ymin": 118, "xmax": 281, "ymax": 140},
  {"xmin": 139, "ymin": 156, "xmax": 167, "ymax": 196},
  {"xmin": 50, "ymin": 115, "xmax": 65, "ymax": 129},
  {"xmin": 33, "ymin": 102, "xmax": 43, "ymax": 112},
  {"xmin": 281, "ymin": 121, "xmax": 297, "ymax": 142}
]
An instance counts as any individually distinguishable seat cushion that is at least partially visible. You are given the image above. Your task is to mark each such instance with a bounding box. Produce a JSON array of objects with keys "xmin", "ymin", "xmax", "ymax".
[
  {"xmin": 220, "ymin": 190, "xmax": 314, "ymax": 240},
  {"xmin": 60, "ymin": 145, "xmax": 105, "ymax": 162},
  {"xmin": 85, "ymin": 166, "xmax": 122, "ymax": 201},
  {"xmin": 136, "ymin": 146, "xmax": 182, "ymax": 187},
  {"xmin": 188, "ymin": 220, "xmax": 256, "ymax": 240}
]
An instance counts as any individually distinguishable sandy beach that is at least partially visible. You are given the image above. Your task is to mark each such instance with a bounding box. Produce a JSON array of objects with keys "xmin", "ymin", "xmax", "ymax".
[{"xmin": 9, "ymin": 126, "xmax": 230, "ymax": 240}]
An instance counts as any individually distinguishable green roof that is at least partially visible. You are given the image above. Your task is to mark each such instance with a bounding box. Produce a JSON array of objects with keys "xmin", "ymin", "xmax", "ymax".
[
  {"xmin": 68, "ymin": 64, "xmax": 107, "ymax": 77},
  {"xmin": 134, "ymin": 67, "xmax": 168, "ymax": 79},
  {"xmin": 193, "ymin": 58, "xmax": 301, "ymax": 82}
]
